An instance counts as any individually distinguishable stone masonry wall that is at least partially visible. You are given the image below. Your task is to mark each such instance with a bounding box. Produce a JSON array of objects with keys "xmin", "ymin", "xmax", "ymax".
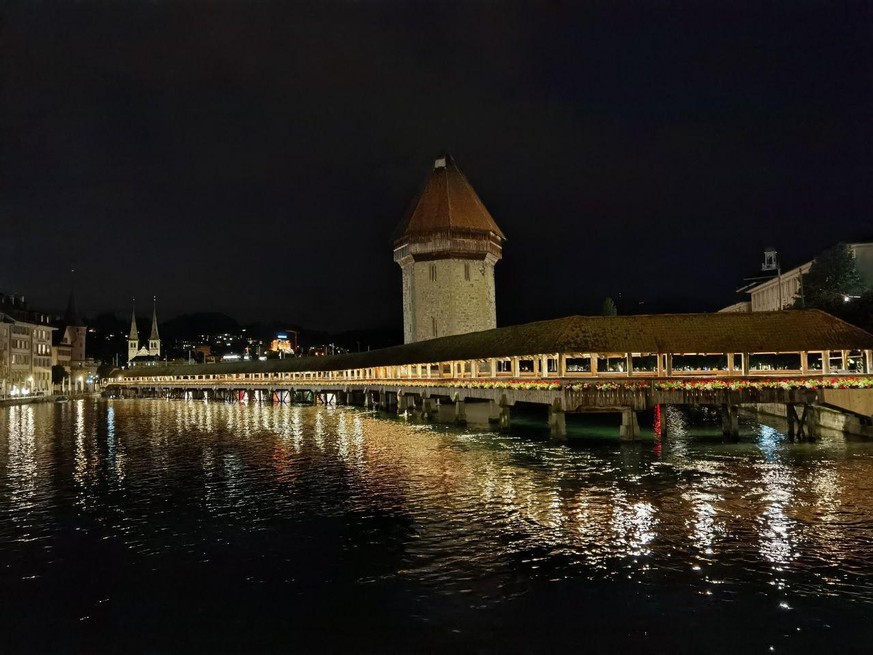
[{"xmin": 402, "ymin": 258, "xmax": 496, "ymax": 343}]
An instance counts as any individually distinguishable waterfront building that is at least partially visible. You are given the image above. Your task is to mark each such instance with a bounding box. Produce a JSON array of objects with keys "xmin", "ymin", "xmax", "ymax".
[
  {"xmin": 748, "ymin": 260, "xmax": 813, "ymax": 312},
  {"xmin": 722, "ymin": 242, "xmax": 873, "ymax": 312},
  {"xmin": 0, "ymin": 293, "xmax": 55, "ymax": 396},
  {"xmin": 394, "ymin": 154, "xmax": 506, "ymax": 344},
  {"xmin": 127, "ymin": 299, "xmax": 162, "ymax": 365}
]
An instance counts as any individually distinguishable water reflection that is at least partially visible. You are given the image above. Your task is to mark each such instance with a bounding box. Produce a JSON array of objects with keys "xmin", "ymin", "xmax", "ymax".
[
  {"xmin": 6, "ymin": 406, "xmax": 37, "ymax": 515},
  {"xmin": 1, "ymin": 398, "xmax": 873, "ymax": 626}
]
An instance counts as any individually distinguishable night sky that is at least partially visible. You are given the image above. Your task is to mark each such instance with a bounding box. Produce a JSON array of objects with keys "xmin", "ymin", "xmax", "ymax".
[{"xmin": 2, "ymin": 1, "xmax": 871, "ymax": 332}]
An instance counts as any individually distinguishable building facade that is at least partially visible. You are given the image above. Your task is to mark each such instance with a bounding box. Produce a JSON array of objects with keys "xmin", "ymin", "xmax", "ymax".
[
  {"xmin": 723, "ymin": 243, "xmax": 873, "ymax": 313},
  {"xmin": 0, "ymin": 294, "xmax": 55, "ymax": 396},
  {"xmin": 394, "ymin": 155, "xmax": 506, "ymax": 343},
  {"xmin": 749, "ymin": 261, "xmax": 813, "ymax": 312}
]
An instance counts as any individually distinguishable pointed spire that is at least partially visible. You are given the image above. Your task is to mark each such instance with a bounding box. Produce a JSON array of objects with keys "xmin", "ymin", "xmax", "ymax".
[
  {"xmin": 128, "ymin": 298, "xmax": 139, "ymax": 341},
  {"xmin": 150, "ymin": 296, "xmax": 160, "ymax": 341},
  {"xmin": 65, "ymin": 268, "xmax": 84, "ymax": 327},
  {"xmin": 394, "ymin": 153, "xmax": 506, "ymax": 242}
]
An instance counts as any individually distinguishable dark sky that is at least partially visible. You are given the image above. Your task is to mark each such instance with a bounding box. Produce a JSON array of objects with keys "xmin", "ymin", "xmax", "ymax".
[{"xmin": 2, "ymin": 1, "xmax": 871, "ymax": 331}]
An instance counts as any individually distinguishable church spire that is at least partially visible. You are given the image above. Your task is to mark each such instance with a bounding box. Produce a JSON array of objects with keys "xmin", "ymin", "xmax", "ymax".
[
  {"xmin": 149, "ymin": 296, "xmax": 160, "ymax": 341},
  {"xmin": 148, "ymin": 296, "xmax": 161, "ymax": 358},
  {"xmin": 128, "ymin": 298, "xmax": 140, "ymax": 364},
  {"xmin": 128, "ymin": 299, "xmax": 139, "ymax": 341},
  {"xmin": 65, "ymin": 268, "xmax": 84, "ymax": 327}
]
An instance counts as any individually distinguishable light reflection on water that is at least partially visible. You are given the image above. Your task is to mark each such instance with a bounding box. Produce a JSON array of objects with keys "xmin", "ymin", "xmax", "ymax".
[{"xmin": 1, "ymin": 399, "xmax": 873, "ymax": 650}]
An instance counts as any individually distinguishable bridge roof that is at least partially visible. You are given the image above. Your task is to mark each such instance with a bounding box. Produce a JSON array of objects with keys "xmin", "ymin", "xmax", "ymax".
[
  {"xmin": 393, "ymin": 154, "xmax": 506, "ymax": 241},
  {"xmin": 118, "ymin": 310, "xmax": 873, "ymax": 379}
]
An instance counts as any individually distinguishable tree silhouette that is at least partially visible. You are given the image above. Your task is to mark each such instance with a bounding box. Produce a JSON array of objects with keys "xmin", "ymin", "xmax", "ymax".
[{"xmin": 795, "ymin": 243, "xmax": 863, "ymax": 310}]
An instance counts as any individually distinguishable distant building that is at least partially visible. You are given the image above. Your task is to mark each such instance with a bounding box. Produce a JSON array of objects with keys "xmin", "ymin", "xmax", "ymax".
[
  {"xmin": 52, "ymin": 288, "xmax": 88, "ymax": 366},
  {"xmin": 0, "ymin": 293, "xmax": 55, "ymax": 396},
  {"xmin": 394, "ymin": 154, "xmax": 506, "ymax": 343},
  {"xmin": 127, "ymin": 298, "xmax": 162, "ymax": 365},
  {"xmin": 723, "ymin": 243, "xmax": 873, "ymax": 312},
  {"xmin": 194, "ymin": 344, "xmax": 212, "ymax": 362},
  {"xmin": 270, "ymin": 332, "xmax": 297, "ymax": 355}
]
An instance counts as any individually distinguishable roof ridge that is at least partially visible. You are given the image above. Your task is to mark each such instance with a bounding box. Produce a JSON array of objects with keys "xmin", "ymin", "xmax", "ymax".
[{"xmin": 444, "ymin": 158, "xmax": 455, "ymax": 230}]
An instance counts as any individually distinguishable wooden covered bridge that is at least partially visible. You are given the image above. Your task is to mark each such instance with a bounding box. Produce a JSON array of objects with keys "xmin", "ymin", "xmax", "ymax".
[{"xmin": 106, "ymin": 310, "xmax": 873, "ymax": 440}]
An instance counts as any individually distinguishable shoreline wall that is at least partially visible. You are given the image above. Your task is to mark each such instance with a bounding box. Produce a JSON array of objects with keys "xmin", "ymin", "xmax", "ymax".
[{"xmin": 749, "ymin": 403, "xmax": 873, "ymax": 439}]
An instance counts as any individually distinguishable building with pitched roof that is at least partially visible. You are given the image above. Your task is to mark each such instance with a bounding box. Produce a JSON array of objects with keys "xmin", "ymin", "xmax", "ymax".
[
  {"xmin": 0, "ymin": 293, "xmax": 55, "ymax": 396},
  {"xmin": 53, "ymin": 288, "xmax": 88, "ymax": 364},
  {"xmin": 721, "ymin": 243, "xmax": 873, "ymax": 313},
  {"xmin": 394, "ymin": 154, "xmax": 506, "ymax": 344}
]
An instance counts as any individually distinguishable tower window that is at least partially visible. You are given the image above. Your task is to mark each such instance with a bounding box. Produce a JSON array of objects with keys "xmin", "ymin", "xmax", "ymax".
[
  {"xmin": 464, "ymin": 262, "xmax": 470, "ymax": 281},
  {"xmin": 430, "ymin": 264, "xmax": 437, "ymax": 282},
  {"xmin": 432, "ymin": 317, "xmax": 437, "ymax": 337}
]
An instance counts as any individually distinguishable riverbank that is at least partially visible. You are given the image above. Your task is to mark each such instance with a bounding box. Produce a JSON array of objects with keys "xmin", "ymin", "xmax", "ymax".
[{"xmin": 0, "ymin": 392, "xmax": 100, "ymax": 409}]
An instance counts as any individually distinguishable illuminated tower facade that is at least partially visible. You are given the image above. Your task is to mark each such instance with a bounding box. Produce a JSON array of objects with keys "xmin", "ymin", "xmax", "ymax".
[{"xmin": 393, "ymin": 154, "xmax": 506, "ymax": 343}]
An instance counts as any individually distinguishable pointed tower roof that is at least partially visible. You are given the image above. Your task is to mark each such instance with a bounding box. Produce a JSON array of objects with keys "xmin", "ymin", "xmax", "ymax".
[
  {"xmin": 65, "ymin": 290, "xmax": 84, "ymax": 327},
  {"xmin": 128, "ymin": 300, "xmax": 139, "ymax": 341},
  {"xmin": 64, "ymin": 268, "xmax": 84, "ymax": 327},
  {"xmin": 394, "ymin": 154, "xmax": 506, "ymax": 242},
  {"xmin": 150, "ymin": 297, "xmax": 160, "ymax": 341}
]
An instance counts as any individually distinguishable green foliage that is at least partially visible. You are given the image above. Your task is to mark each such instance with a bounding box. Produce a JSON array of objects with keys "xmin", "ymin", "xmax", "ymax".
[
  {"xmin": 96, "ymin": 362, "xmax": 115, "ymax": 379},
  {"xmin": 51, "ymin": 365, "xmax": 69, "ymax": 385},
  {"xmin": 601, "ymin": 297, "xmax": 617, "ymax": 316},
  {"xmin": 834, "ymin": 289, "xmax": 873, "ymax": 334},
  {"xmin": 795, "ymin": 243, "xmax": 864, "ymax": 310}
]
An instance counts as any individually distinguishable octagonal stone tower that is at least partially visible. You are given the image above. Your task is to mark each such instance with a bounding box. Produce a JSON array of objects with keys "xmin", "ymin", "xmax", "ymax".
[{"xmin": 394, "ymin": 154, "xmax": 506, "ymax": 343}]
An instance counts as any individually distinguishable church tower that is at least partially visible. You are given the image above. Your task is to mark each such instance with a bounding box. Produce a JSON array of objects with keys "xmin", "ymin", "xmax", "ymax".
[
  {"xmin": 127, "ymin": 301, "xmax": 139, "ymax": 363},
  {"xmin": 394, "ymin": 154, "xmax": 506, "ymax": 343},
  {"xmin": 64, "ymin": 284, "xmax": 87, "ymax": 363},
  {"xmin": 148, "ymin": 297, "xmax": 161, "ymax": 357}
]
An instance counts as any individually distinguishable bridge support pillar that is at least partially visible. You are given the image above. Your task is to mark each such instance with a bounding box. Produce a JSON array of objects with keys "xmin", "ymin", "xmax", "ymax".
[
  {"xmin": 455, "ymin": 399, "xmax": 467, "ymax": 424},
  {"xmin": 548, "ymin": 401, "xmax": 567, "ymax": 440},
  {"xmin": 398, "ymin": 393, "xmax": 413, "ymax": 415},
  {"xmin": 487, "ymin": 400, "xmax": 501, "ymax": 424},
  {"xmin": 421, "ymin": 395, "xmax": 435, "ymax": 421},
  {"xmin": 619, "ymin": 408, "xmax": 640, "ymax": 441},
  {"xmin": 788, "ymin": 403, "xmax": 819, "ymax": 440},
  {"xmin": 806, "ymin": 405, "xmax": 820, "ymax": 440},
  {"xmin": 721, "ymin": 404, "xmax": 739, "ymax": 441},
  {"xmin": 498, "ymin": 403, "xmax": 511, "ymax": 431}
]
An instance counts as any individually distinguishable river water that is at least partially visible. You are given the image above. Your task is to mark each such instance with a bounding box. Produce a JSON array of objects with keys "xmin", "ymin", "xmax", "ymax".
[{"xmin": 1, "ymin": 398, "xmax": 872, "ymax": 653}]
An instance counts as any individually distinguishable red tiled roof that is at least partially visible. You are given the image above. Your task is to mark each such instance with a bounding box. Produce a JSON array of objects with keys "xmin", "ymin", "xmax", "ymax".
[{"xmin": 394, "ymin": 154, "xmax": 506, "ymax": 241}]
